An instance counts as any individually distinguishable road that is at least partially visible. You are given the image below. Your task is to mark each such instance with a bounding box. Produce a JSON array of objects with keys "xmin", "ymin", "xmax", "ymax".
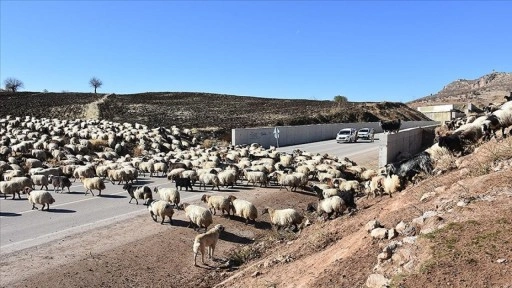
[{"xmin": 0, "ymin": 136, "xmax": 381, "ymax": 255}]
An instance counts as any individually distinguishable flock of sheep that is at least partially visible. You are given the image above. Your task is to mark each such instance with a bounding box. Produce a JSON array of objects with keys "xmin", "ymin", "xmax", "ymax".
[
  {"xmin": 437, "ymin": 99, "xmax": 512, "ymax": 155},
  {"xmin": 4, "ymin": 97, "xmax": 509, "ymax": 266}
]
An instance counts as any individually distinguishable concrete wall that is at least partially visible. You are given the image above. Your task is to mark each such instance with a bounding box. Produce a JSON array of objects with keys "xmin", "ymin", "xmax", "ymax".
[
  {"xmin": 378, "ymin": 124, "xmax": 439, "ymax": 167},
  {"xmin": 232, "ymin": 121, "xmax": 438, "ymax": 148}
]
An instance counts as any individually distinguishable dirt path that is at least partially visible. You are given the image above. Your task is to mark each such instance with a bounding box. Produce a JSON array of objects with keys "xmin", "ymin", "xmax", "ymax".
[{"xmin": 84, "ymin": 94, "xmax": 110, "ymax": 119}]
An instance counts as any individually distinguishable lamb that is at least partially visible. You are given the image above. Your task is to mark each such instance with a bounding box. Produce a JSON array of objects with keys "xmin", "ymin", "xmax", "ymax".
[
  {"xmin": 227, "ymin": 195, "xmax": 258, "ymax": 225},
  {"xmin": 80, "ymin": 176, "xmax": 106, "ymax": 196},
  {"xmin": 30, "ymin": 174, "xmax": 49, "ymax": 190},
  {"xmin": 193, "ymin": 224, "xmax": 225, "ymax": 266},
  {"xmin": 123, "ymin": 183, "xmax": 152, "ymax": 205},
  {"xmin": 49, "ymin": 175, "xmax": 72, "ymax": 193},
  {"xmin": 307, "ymin": 196, "xmax": 347, "ymax": 220},
  {"xmin": 180, "ymin": 203, "xmax": 214, "ymax": 232},
  {"xmin": 24, "ymin": 187, "xmax": 55, "ymax": 211},
  {"xmin": 261, "ymin": 207, "xmax": 305, "ymax": 232},
  {"xmin": 154, "ymin": 187, "xmax": 180, "ymax": 207},
  {"xmin": 147, "ymin": 199, "xmax": 174, "ymax": 224},
  {"xmin": 0, "ymin": 180, "xmax": 22, "ymax": 199},
  {"xmin": 201, "ymin": 194, "xmax": 231, "ymax": 216}
]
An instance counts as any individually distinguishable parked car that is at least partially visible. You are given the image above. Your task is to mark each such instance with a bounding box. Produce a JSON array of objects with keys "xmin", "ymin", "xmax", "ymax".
[
  {"xmin": 336, "ymin": 128, "xmax": 358, "ymax": 143},
  {"xmin": 357, "ymin": 128, "xmax": 375, "ymax": 142}
]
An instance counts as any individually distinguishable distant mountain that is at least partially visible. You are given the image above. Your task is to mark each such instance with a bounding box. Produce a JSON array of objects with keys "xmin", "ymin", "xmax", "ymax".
[{"xmin": 408, "ymin": 72, "xmax": 512, "ymax": 109}]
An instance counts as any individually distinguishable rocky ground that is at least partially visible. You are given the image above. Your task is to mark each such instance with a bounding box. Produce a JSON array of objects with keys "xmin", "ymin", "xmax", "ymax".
[{"xmin": 2, "ymin": 137, "xmax": 511, "ymax": 288}]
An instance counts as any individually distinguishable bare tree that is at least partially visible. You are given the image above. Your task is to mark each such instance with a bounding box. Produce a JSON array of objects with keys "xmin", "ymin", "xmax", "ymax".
[
  {"xmin": 89, "ymin": 77, "xmax": 103, "ymax": 94},
  {"xmin": 4, "ymin": 77, "xmax": 24, "ymax": 92}
]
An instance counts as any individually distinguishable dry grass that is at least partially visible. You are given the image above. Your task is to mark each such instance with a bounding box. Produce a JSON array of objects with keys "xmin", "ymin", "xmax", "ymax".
[
  {"xmin": 88, "ymin": 139, "xmax": 108, "ymax": 152},
  {"xmin": 469, "ymin": 137, "xmax": 512, "ymax": 176},
  {"xmin": 202, "ymin": 139, "xmax": 230, "ymax": 149}
]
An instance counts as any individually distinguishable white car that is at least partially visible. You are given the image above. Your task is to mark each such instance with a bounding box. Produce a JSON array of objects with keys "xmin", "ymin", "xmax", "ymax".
[
  {"xmin": 336, "ymin": 128, "xmax": 358, "ymax": 143},
  {"xmin": 357, "ymin": 128, "xmax": 375, "ymax": 142}
]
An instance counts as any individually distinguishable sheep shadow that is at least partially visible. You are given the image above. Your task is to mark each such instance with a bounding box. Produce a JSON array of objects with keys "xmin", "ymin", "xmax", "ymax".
[
  {"xmin": 98, "ymin": 194, "xmax": 127, "ymax": 199},
  {"xmin": 133, "ymin": 179, "xmax": 154, "ymax": 185},
  {"xmin": 254, "ymin": 221, "xmax": 273, "ymax": 230},
  {"xmin": 219, "ymin": 230, "xmax": 253, "ymax": 244},
  {"xmin": 169, "ymin": 219, "xmax": 191, "ymax": 228},
  {"xmin": 47, "ymin": 208, "xmax": 76, "ymax": 213},
  {"xmin": 61, "ymin": 191, "xmax": 84, "ymax": 195},
  {"xmin": 0, "ymin": 212, "xmax": 22, "ymax": 217}
]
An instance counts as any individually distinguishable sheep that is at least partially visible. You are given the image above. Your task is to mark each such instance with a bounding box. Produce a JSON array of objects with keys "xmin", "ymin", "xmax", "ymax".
[
  {"xmin": 175, "ymin": 177, "xmax": 193, "ymax": 191},
  {"xmin": 24, "ymin": 187, "xmax": 55, "ymax": 211},
  {"xmin": 180, "ymin": 170, "xmax": 198, "ymax": 185},
  {"xmin": 30, "ymin": 174, "xmax": 49, "ymax": 190},
  {"xmin": 261, "ymin": 207, "xmax": 305, "ymax": 232},
  {"xmin": 11, "ymin": 177, "xmax": 33, "ymax": 194},
  {"xmin": 367, "ymin": 175, "xmax": 386, "ymax": 198},
  {"xmin": 382, "ymin": 175, "xmax": 402, "ymax": 197},
  {"xmin": 245, "ymin": 171, "xmax": 268, "ymax": 187},
  {"xmin": 217, "ymin": 170, "xmax": 237, "ymax": 188},
  {"xmin": 380, "ymin": 119, "xmax": 401, "ymax": 133},
  {"xmin": 198, "ymin": 173, "xmax": 220, "ymax": 191},
  {"xmin": 123, "ymin": 183, "xmax": 152, "ymax": 205},
  {"xmin": 107, "ymin": 168, "xmax": 129, "ymax": 185},
  {"xmin": 73, "ymin": 166, "xmax": 95, "ymax": 182},
  {"xmin": 201, "ymin": 194, "xmax": 231, "ymax": 216},
  {"xmin": 147, "ymin": 199, "xmax": 174, "ymax": 224},
  {"xmin": 313, "ymin": 185, "xmax": 357, "ymax": 210},
  {"xmin": 193, "ymin": 224, "xmax": 225, "ymax": 266},
  {"xmin": 0, "ymin": 180, "xmax": 22, "ymax": 199},
  {"xmin": 153, "ymin": 162, "xmax": 168, "ymax": 177},
  {"xmin": 180, "ymin": 203, "xmax": 213, "ymax": 232},
  {"xmin": 307, "ymin": 196, "xmax": 347, "ymax": 220},
  {"xmin": 167, "ymin": 168, "xmax": 186, "ymax": 181},
  {"xmin": 482, "ymin": 108, "xmax": 512, "ymax": 140},
  {"xmin": 49, "ymin": 175, "xmax": 72, "ymax": 193},
  {"xmin": 385, "ymin": 151, "xmax": 433, "ymax": 184},
  {"xmin": 154, "ymin": 187, "xmax": 180, "ymax": 207},
  {"xmin": 227, "ymin": 195, "xmax": 257, "ymax": 225},
  {"xmin": 80, "ymin": 176, "xmax": 106, "ymax": 196}
]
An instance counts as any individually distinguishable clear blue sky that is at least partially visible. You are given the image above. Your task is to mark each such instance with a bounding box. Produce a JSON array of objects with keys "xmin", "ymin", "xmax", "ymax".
[{"xmin": 1, "ymin": 1, "xmax": 511, "ymax": 102}]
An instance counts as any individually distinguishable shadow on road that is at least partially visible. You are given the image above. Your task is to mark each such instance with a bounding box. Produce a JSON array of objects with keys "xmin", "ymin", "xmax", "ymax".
[
  {"xmin": 98, "ymin": 194, "xmax": 127, "ymax": 199},
  {"xmin": 48, "ymin": 208, "xmax": 76, "ymax": 213},
  {"xmin": 0, "ymin": 212, "xmax": 22, "ymax": 217},
  {"xmin": 219, "ymin": 230, "xmax": 254, "ymax": 244}
]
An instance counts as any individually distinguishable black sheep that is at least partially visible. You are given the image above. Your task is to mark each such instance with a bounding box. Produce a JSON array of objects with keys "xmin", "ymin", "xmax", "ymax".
[
  {"xmin": 380, "ymin": 119, "xmax": 402, "ymax": 134},
  {"xmin": 175, "ymin": 177, "xmax": 194, "ymax": 191},
  {"xmin": 385, "ymin": 151, "xmax": 433, "ymax": 184}
]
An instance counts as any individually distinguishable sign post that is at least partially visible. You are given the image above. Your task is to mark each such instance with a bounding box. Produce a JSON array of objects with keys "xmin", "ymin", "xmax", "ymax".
[{"xmin": 273, "ymin": 127, "xmax": 280, "ymax": 148}]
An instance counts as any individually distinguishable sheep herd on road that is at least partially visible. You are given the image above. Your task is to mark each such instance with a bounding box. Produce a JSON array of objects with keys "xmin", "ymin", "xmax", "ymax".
[{"xmin": 1, "ymin": 96, "xmax": 510, "ymax": 265}]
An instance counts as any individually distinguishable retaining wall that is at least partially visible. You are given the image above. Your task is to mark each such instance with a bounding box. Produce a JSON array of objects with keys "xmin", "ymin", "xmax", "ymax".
[
  {"xmin": 378, "ymin": 124, "xmax": 439, "ymax": 167},
  {"xmin": 232, "ymin": 121, "xmax": 438, "ymax": 148}
]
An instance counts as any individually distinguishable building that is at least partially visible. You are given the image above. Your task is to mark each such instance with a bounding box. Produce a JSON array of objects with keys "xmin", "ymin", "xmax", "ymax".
[{"xmin": 416, "ymin": 104, "xmax": 466, "ymax": 123}]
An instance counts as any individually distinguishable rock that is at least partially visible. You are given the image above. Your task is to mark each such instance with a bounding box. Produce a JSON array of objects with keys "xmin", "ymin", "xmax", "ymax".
[
  {"xmin": 402, "ymin": 226, "xmax": 417, "ymax": 236},
  {"xmin": 497, "ymin": 258, "xmax": 507, "ymax": 264},
  {"xmin": 459, "ymin": 168, "xmax": 470, "ymax": 177},
  {"xmin": 422, "ymin": 211, "xmax": 438, "ymax": 219},
  {"xmin": 411, "ymin": 216, "xmax": 425, "ymax": 227},
  {"xmin": 384, "ymin": 241, "xmax": 401, "ymax": 252},
  {"xmin": 366, "ymin": 220, "xmax": 382, "ymax": 233},
  {"xmin": 434, "ymin": 186, "xmax": 446, "ymax": 193},
  {"xmin": 377, "ymin": 251, "xmax": 391, "ymax": 262},
  {"xmin": 371, "ymin": 228, "xmax": 388, "ymax": 239},
  {"xmin": 402, "ymin": 236, "xmax": 417, "ymax": 244},
  {"xmin": 366, "ymin": 274, "xmax": 390, "ymax": 288},
  {"xmin": 457, "ymin": 200, "xmax": 468, "ymax": 207},
  {"xmin": 420, "ymin": 192, "xmax": 436, "ymax": 202},
  {"xmin": 387, "ymin": 228, "xmax": 398, "ymax": 240},
  {"xmin": 395, "ymin": 221, "xmax": 407, "ymax": 234},
  {"xmin": 251, "ymin": 271, "xmax": 261, "ymax": 277}
]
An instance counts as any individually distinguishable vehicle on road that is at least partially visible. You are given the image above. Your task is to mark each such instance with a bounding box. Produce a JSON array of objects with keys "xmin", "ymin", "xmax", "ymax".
[
  {"xmin": 357, "ymin": 128, "xmax": 375, "ymax": 142},
  {"xmin": 336, "ymin": 128, "xmax": 358, "ymax": 143}
]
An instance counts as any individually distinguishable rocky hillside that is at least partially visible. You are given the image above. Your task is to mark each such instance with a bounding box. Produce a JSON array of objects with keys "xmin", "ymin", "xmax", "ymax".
[
  {"xmin": 408, "ymin": 71, "xmax": 512, "ymax": 109},
  {"xmin": 0, "ymin": 91, "xmax": 429, "ymax": 138}
]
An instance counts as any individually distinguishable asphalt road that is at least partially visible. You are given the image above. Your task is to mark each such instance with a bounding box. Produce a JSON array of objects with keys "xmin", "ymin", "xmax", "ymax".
[{"xmin": 0, "ymin": 136, "xmax": 381, "ymax": 255}]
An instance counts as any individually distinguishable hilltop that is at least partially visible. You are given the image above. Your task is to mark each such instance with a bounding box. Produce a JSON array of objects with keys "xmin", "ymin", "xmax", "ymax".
[
  {"xmin": 408, "ymin": 71, "xmax": 512, "ymax": 109},
  {"xmin": 0, "ymin": 91, "xmax": 429, "ymax": 138}
]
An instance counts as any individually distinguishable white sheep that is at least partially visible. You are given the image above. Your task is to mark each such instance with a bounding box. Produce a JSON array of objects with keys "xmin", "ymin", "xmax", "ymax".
[
  {"xmin": 180, "ymin": 170, "xmax": 198, "ymax": 185},
  {"xmin": 382, "ymin": 175, "xmax": 401, "ymax": 197},
  {"xmin": 181, "ymin": 203, "xmax": 213, "ymax": 232},
  {"xmin": 227, "ymin": 195, "xmax": 257, "ymax": 225},
  {"xmin": 198, "ymin": 173, "xmax": 220, "ymax": 191},
  {"xmin": 482, "ymin": 107, "xmax": 512, "ymax": 139},
  {"xmin": 367, "ymin": 175, "xmax": 386, "ymax": 198},
  {"xmin": 147, "ymin": 199, "xmax": 174, "ymax": 224},
  {"xmin": 277, "ymin": 173, "xmax": 301, "ymax": 192},
  {"xmin": 261, "ymin": 207, "xmax": 305, "ymax": 232},
  {"xmin": 245, "ymin": 171, "xmax": 268, "ymax": 187},
  {"xmin": 0, "ymin": 180, "xmax": 22, "ymax": 199},
  {"xmin": 153, "ymin": 162, "xmax": 168, "ymax": 177},
  {"xmin": 11, "ymin": 177, "xmax": 33, "ymax": 193},
  {"xmin": 154, "ymin": 187, "xmax": 180, "ymax": 207},
  {"xmin": 217, "ymin": 170, "xmax": 237, "ymax": 188},
  {"xmin": 201, "ymin": 194, "xmax": 231, "ymax": 216},
  {"xmin": 309, "ymin": 196, "xmax": 347, "ymax": 220},
  {"xmin": 107, "ymin": 168, "xmax": 129, "ymax": 185},
  {"xmin": 73, "ymin": 166, "xmax": 95, "ymax": 182},
  {"xmin": 80, "ymin": 176, "xmax": 106, "ymax": 196},
  {"xmin": 24, "ymin": 187, "xmax": 55, "ymax": 211},
  {"xmin": 30, "ymin": 174, "xmax": 49, "ymax": 190},
  {"xmin": 193, "ymin": 224, "xmax": 225, "ymax": 266}
]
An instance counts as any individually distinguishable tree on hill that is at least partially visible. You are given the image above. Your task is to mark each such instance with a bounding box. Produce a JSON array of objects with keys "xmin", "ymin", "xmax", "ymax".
[
  {"xmin": 334, "ymin": 95, "xmax": 348, "ymax": 102},
  {"xmin": 3, "ymin": 77, "xmax": 24, "ymax": 92},
  {"xmin": 89, "ymin": 77, "xmax": 103, "ymax": 94}
]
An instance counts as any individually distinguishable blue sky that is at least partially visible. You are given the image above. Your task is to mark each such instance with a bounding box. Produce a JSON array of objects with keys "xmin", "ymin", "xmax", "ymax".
[{"xmin": 1, "ymin": 1, "xmax": 511, "ymax": 102}]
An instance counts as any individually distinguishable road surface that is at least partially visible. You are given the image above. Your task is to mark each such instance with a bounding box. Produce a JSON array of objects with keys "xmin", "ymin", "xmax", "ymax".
[{"xmin": 0, "ymin": 137, "xmax": 381, "ymax": 255}]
